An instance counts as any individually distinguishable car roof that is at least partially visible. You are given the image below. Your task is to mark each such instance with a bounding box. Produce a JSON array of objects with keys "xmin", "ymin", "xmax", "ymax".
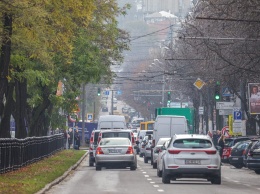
[
  {"xmin": 100, "ymin": 129, "xmax": 132, "ymax": 133},
  {"xmin": 173, "ymin": 134, "xmax": 211, "ymax": 140}
]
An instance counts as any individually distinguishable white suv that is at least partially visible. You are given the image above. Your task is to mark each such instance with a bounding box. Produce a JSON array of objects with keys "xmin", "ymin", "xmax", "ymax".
[{"xmin": 158, "ymin": 134, "xmax": 221, "ymax": 184}]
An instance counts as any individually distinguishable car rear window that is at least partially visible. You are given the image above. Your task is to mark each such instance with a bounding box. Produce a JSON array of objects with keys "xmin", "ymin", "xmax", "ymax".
[
  {"xmin": 102, "ymin": 132, "xmax": 130, "ymax": 140},
  {"xmin": 100, "ymin": 138, "xmax": 130, "ymax": 146},
  {"xmin": 157, "ymin": 138, "xmax": 170, "ymax": 146},
  {"xmin": 235, "ymin": 141, "xmax": 250, "ymax": 150},
  {"xmin": 147, "ymin": 123, "xmax": 153, "ymax": 130},
  {"xmin": 173, "ymin": 139, "xmax": 212, "ymax": 149},
  {"xmin": 252, "ymin": 141, "xmax": 260, "ymax": 149}
]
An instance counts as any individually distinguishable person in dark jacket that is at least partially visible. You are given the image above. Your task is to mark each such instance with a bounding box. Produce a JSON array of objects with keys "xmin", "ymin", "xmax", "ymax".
[
  {"xmin": 74, "ymin": 128, "xmax": 80, "ymax": 150},
  {"xmin": 218, "ymin": 134, "xmax": 225, "ymax": 159}
]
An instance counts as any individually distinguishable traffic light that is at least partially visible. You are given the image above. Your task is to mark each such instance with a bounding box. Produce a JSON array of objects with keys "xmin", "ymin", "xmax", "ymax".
[
  {"xmin": 167, "ymin": 91, "xmax": 171, "ymax": 103},
  {"xmin": 97, "ymin": 88, "xmax": 101, "ymax": 96},
  {"xmin": 214, "ymin": 82, "xmax": 220, "ymax": 100}
]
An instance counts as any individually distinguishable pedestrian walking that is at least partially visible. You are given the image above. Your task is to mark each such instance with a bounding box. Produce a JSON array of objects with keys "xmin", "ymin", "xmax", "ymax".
[
  {"xmin": 74, "ymin": 128, "xmax": 80, "ymax": 150},
  {"xmin": 68, "ymin": 128, "xmax": 73, "ymax": 149},
  {"xmin": 218, "ymin": 134, "xmax": 225, "ymax": 163}
]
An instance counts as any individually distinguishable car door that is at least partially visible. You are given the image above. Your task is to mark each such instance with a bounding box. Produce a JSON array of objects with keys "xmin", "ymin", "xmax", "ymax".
[{"xmin": 158, "ymin": 140, "xmax": 170, "ymax": 171}]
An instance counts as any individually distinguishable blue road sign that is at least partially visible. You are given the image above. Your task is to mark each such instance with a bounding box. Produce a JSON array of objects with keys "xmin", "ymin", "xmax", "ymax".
[
  {"xmin": 87, "ymin": 114, "xmax": 93, "ymax": 120},
  {"xmin": 117, "ymin": 90, "xmax": 122, "ymax": 95},
  {"xmin": 222, "ymin": 87, "xmax": 231, "ymax": 97},
  {"xmin": 105, "ymin": 91, "xmax": 109, "ymax": 95},
  {"xmin": 233, "ymin": 111, "xmax": 242, "ymax": 120}
]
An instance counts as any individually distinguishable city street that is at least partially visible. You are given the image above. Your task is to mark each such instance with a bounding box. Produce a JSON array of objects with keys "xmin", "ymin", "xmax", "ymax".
[{"xmin": 46, "ymin": 153, "xmax": 260, "ymax": 194}]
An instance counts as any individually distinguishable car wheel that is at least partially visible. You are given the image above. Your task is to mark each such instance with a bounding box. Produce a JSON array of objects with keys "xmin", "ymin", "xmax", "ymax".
[
  {"xmin": 254, "ymin": 169, "xmax": 260, "ymax": 174},
  {"xmin": 144, "ymin": 156, "xmax": 148, "ymax": 163},
  {"xmin": 96, "ymin": 165, "xmax": 101, "ymax": 171},
  {"xmin": 157, "ymin": 166, "xmax": 162, "ymax": 177},
  {"xmin": 211, "ymin": 171, "xmax": 221, "ymax": 185},
  {"xmin": 234, "ymin": 164, "xmax": 243, "ymax": 169},
  {"xmin": 162, "ymin": 163, "xmax": 170, "ymax": 184},
  {"xmin": 153, "ymin": 162, "xmax": 157, "ymax": 169},
  {"xmin": 130, "ymin": 165, "xmax": 137, "ymax": 171}
]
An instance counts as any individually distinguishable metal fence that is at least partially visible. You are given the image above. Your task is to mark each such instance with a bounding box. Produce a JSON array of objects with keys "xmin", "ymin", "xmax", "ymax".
[{"xmin": 0, "ymin": 134, "xmax": 64, "ymax": 174}]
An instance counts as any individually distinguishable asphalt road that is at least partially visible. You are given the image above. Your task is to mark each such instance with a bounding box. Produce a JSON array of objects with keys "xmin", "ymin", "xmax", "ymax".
[{"xmin": 46, "ymin": 153, "xmax": 260, "ymax": 194}]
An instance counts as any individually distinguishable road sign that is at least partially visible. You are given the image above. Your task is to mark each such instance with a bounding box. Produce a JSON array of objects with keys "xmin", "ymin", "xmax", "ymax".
[
  {"xmin": 87, "ymin": 113, "xmax": 93, "ymax": 121},
  {"xmin": 222, "ymin": 87, "xmax": 231, "ymax": 97},
  {"xmin": 233, "ymin": 120, "xmax": 242, "ymax": 134},
  {"xmin": 199, "ymin": 106, "xmax": 204, "ymax": 115},
  {"xmin": 233, "ymin": 111, "xmax": 242, "ymax": 120},
  {"xmin": 219, "ymin": 109, "xmax": 233, "ymax": 115},
  {"xmin": 105, "ymin": 90, "xmax": 109, "ymax": 95},
  {"xmin": 221, "ymin": 126, "xmax": 230, "ymax": 137},
  {"xmin": 216, "ymin": 102, "xmax": 234, "ymax": 109},
  {"xmin": 193, "ymin": 78, "xmax": 205, "ymax": 90},
  {"xmin": 117, "ymin": 90, "xmax": 122, "ymax": 95}
]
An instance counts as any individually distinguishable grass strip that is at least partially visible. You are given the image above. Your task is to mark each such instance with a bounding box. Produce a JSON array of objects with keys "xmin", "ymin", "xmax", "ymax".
[{"xmin": 0, "ymin": 150, "xmax": 85, "ymax": 194}]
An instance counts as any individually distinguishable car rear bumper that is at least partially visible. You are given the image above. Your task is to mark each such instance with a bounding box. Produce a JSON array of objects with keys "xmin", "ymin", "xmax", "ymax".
[
  {"xmin": 229, "ymin": 156, "xmax": 243, "ymax": 165},
  {"xmin": 164, "ymin": 167, "xmax": 221, "ymax": 178},
  {"xmin": 247, "ymin": 160, "xmax": 260, "ymax": 169},
  {"xmin": 96, "ymin": 155, "xmax": 135, "ymax": 163}
]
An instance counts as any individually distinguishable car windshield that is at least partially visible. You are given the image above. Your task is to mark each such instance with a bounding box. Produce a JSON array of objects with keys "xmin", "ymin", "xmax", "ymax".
[
  {"xmin": 173, "ymin": 139, "xmax": 212, "ymax": 148},
  {"xmin": 100, "ymin": 138, "xmax": 130, "ymax": 146}
]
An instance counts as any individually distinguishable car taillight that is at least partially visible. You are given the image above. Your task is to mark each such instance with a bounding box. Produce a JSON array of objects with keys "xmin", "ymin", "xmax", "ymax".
[
  {"xmin": 90, "ymin": 132, "xmax": 94, "ymax": 144},
  {"xmin": 96, "ymin": 147, "xmax": 104, "ymax": 154},
  {"xmin": 168, "ymin": 150, "xmax": 181, "ymax": 154},
  {"xmin": 131, "ymin": 132, "xmax": 135, "ymax": 144},
  {"xmin": 98, "ymin": 133, "xmax": 102, "ymax": 143},
  {"xmin": 126, "ymin": 146, "xmax": 133, "ymax": 154},
  {"xmin": 205, "ymin": 150, "xmax": 217, "ymax": 155},
  {"xmin": 242, "ymin": 149, "xmax": 246, "ymax": 155}
]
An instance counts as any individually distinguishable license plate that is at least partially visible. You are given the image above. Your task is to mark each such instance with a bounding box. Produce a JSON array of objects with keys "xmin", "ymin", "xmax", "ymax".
[
  {"xmin": 185, "ymin": 159, "xmax": 201, "ymax": 165},
  {"xmin": 232, "ymin": 158, "xmax": 238, "ymax": 160},
  {"xmin": 108, "ymin": 149, "xmax": 121, "ymax": 153}
]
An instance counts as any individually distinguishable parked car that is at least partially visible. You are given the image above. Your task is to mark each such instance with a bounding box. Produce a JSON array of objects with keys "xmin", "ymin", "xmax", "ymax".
[
  {"xmin": 229, "ymin": 140, "xmax": 251, "ymax": 169},
  {"xmin": 89, "ymin": 130, "xmax": 101, "ymax": 166},
  {"xmin": 157, "ymin": 134, "xmax": 221, "ymax": 184},
  {"xmin": 222, "ymin": 137, "xmax": 251, "ymax": 162},
  {"xmin": 246, "ymin": 139, "xmax": 260, "ymax": 174},
  {"xmin": 139, "ymin": 135, "xmax": 149, "ymax": 158},
  {"xmin": 152, "ymin": 137, "xmax": 171, "ymax": 169},
  {"xmin": 243, "ymin": 139, "xmax": 259, "ymax": 167},
  {"xmin": 157, "ymin": 139, "xmax": 171, "ymax": 177},
  {"xmin": 95, "ymin": 137, "xmax": 137, "ymax": 171}
]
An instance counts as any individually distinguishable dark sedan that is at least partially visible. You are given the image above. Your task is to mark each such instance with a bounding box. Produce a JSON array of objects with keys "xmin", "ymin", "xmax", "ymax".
[
  {"xmin": 229, "ymin": 140, "xmax": 251, "ymax": 169},
  {"xmin": 246, "ymin": 139, "xmax": 260, "ymax": 174}
]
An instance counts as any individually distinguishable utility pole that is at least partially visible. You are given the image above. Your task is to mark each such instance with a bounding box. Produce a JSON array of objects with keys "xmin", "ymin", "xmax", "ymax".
[
  {"xmin": 111, "ymin": 90, "xmax": 114, "ymax": 115},
  {"xmin": 81, "ymin": 84, "xmax": 86, "ymax": 147}
]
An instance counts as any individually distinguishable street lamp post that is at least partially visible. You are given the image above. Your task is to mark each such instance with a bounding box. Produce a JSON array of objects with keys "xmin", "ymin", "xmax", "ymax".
[{"xmin": 153, "ymin": 59, "xmax": 165, "ymax": 107}]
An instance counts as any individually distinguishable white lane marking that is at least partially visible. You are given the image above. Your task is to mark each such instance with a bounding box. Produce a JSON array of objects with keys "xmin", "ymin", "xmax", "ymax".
[
  {"xmin": 147, "ymin": 178, "xmax": 152, "ymax": 181},
  {"xmin": 257, "ymin": 188, "xmax": 260, "ymax": 190},
  {"xmin": 158, "ymin": 189, "xmax": 164, "ymax": 192},
  {"xmin": 144, "ymin": 175, "xmax": 149, "ymax": 177},
  {"xmin": 224, "ymin": 177, "xmax": 231, "ymax": 180},
  {"xmin": 142, "ymin": 172, "xmax": 146, "ymax": 174},
  {"xmin": 153, "ymin": 185, "xmax": 159, "ymax": 187},
  {"xmin": 243, "ymin": 184, "xmax": 251, "ymax": 187},
  {"xmin": 232, "ymin": 180, "xmax": 239, "ymax": 183},
  {"xmin": 150, "ymin": 182, "xmax": 155, "ymax": 184}
]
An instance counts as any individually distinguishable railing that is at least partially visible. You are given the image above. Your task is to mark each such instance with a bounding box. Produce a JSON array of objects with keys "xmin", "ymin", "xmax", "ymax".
[{"xmin": 0, "ymin": 134, "xmax": 63, "ymax": 174}]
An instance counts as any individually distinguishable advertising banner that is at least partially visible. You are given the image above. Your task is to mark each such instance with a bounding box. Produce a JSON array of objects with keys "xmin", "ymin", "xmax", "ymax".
[{"xmin": 248, "ymin": 83, "xmax": 260, "ymax": 114}]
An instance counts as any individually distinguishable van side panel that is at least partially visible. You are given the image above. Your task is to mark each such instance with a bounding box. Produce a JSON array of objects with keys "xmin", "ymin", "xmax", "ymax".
[{"xmin": 97, "ymin": 115, "xmax": 126, "ymax": 130}]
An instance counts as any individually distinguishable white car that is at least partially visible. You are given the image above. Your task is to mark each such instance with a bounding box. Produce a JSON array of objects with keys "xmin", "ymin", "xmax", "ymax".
[
  {"xmin": 152, "ymin": 137, "xmax": 171, "ymax": 169},
  {"xmin": 157, "ymin": 134, "xmax": 221, "ymax": 184}
]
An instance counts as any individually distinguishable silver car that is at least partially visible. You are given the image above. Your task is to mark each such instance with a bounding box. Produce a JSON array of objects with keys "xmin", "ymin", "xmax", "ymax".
[
  {"xmin": 95, "ymin": 138, "xmax": 137, "ymax": 171},
  {"xmin": 143, "ymin": 135, "xmax": 153, "ymax": 163},
  {"xmin": 152, "ymin": 137, "xmax": 171, "ymax": 169},
  {"xmin": 157, "ymin": 134, "xmax": 221, "ymax": 184}
]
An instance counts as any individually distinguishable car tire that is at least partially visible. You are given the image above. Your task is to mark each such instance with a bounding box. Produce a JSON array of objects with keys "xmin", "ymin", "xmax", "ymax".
[
  {"xmin": 254, "ymin": 169, "xmax": 260, "ymax": 174},
  {"xmin": 162, "ymin": 163, "xmax": 170, "ymax": 184},
  {"xmin": 234, "ymin": 164, "xmax": 243, "ymax": 169},
  {"xmin": 211, "ymin": 171, "xmax": 221, "ymax": 185},
  {"xmin": 130, "ymin": 166, "xmax": 137, "ymax": 171},
  {"xmin": 96, "ymin": 165, "xmax": 101, "ymax": 171},
  {"xmin": 153, "ymin": 162, "xmax": 157, "ymax": 169},
  {"xmin": 144, "ymin": 156, "xmax": 148, "ymax": 163}
]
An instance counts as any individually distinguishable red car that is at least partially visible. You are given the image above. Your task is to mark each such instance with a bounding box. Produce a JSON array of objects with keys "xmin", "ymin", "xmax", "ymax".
[{"xmin": 222, "ymin": 137, "xmax": 250, "ymax": 162}]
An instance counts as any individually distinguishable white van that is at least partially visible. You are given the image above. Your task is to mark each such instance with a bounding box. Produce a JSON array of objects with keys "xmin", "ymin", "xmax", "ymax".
[
  {"xmin": 97, "ymin": 115, "xmax": 126, "ymax": 130},
  {"xmin": 153, "ymin": 115, "xmax": 188, "ymax": 146}
]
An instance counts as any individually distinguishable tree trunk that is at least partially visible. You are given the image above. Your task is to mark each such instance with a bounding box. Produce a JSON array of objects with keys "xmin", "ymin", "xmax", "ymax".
[
  {"xmin": 14, "ymin": 79, "xmax": 28, "ymax": 138},
  {"xmin": 0, "ymin": 13, "xmax": 12, "ymax": 137}
]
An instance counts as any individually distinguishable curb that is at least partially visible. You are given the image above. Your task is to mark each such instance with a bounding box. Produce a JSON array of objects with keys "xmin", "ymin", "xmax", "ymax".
[{"xmin": 36, "ymin": 151, "xmax": 89, "ymax": 194}]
